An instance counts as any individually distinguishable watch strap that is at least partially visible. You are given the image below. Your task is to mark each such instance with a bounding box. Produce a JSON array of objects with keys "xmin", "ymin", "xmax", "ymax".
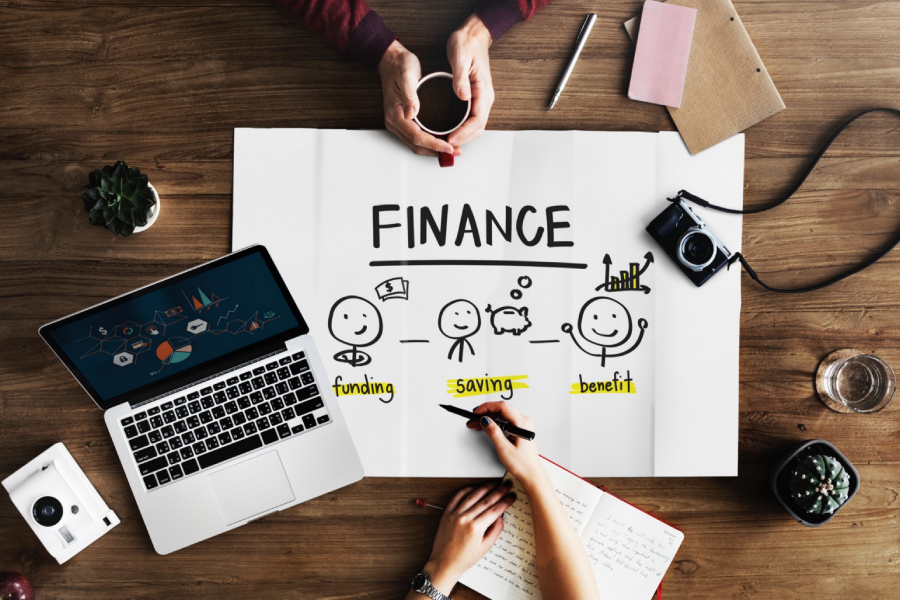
[{"xmin": 413, "ymin": 572, "xmax": 452, "ymax": 600}]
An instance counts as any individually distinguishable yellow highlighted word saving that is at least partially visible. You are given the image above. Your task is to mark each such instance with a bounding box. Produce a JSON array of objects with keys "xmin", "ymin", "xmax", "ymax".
[{"xmin": 447, "ymin": 375, "xmax": 529, "ymax": 400}]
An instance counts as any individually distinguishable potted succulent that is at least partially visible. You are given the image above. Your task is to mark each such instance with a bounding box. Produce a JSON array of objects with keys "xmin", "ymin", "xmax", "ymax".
[
  {"xmin": 81, "ymin": 161, "xmax": 159, "ymax": 236},
  {"xmin": 770, "ymin": 439, "xmax": 859, "ymax": 527}
]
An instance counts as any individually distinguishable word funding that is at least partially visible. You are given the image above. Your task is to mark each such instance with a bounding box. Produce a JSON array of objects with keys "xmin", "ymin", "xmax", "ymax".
[{"xmin": 372, "ymin": 204, "xmax": 575, "ymax": 249}]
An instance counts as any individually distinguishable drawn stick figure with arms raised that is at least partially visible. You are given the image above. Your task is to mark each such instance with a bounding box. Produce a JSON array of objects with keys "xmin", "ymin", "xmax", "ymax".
[{"xmin": 562, "ymin": 297, "xmax": 648, "ymax": 367}]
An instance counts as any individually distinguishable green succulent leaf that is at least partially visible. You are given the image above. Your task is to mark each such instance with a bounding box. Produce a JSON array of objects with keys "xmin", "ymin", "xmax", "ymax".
[
  {"xmin": 788, "ymin": 454, "xmax": 851, "ymax": 515},
  {"xmin": 81, "ymin": 161, "xmax": 156, "ymax": 237}
]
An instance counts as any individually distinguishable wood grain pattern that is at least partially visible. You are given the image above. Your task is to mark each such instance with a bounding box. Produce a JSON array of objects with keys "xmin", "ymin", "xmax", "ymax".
[{"xmin": 1, "ymin": 0, "xmax": 899, "ymax": 598}]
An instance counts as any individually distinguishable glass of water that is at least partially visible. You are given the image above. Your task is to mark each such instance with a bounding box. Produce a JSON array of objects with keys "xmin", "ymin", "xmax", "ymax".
[{"xmin": 823, "ymin": 354, "xmax": 895, "ymax": 413}]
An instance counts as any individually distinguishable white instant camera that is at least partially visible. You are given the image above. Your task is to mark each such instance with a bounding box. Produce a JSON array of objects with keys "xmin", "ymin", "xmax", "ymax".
[{"xmin": 2, "ymin": 443, "xmax": 119, "ymax": 564}]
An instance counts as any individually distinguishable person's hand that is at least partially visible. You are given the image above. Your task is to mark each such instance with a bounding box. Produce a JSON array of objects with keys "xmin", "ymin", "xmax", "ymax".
[
  {"xmin": 378, "ymin": 40, "xmax": 456, "ymax": 158},
  {"xmin": 422, "ymin": 482, "xmax": 516, "ymax": 592},
  {"xmin": 467, "ymin": 402, "xmax": 543, "ymax": 487},
  {"xmin": 446, "ymin": 14, "xmax": 494, "ymax": 149}
]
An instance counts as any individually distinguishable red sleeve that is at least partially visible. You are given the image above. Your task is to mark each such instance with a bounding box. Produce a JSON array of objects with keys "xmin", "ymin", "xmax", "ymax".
[
  {"xmin": 474, "ymin": 0, "xmax": 554, "ymax": 41},
  {"xmin": 273, "ymin": 0, "xmax": 397, "ymax": 69}
]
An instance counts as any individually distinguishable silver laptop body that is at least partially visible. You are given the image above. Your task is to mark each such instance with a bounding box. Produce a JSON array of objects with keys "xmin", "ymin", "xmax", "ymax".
[{"xmin": 40, "ymin": 245, "xmax": 363, "ymax": 554}]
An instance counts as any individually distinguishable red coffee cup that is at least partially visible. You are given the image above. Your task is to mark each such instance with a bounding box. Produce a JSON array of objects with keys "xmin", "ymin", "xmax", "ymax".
[{"xmin": 414, "ymin": 72, "xmax": 472, "ymax": 167}]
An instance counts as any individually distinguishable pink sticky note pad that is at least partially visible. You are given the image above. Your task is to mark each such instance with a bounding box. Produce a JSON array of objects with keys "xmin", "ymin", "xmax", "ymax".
[{"xmin": 628, "ymin": 1, "xmax": 697, "ymax": 108}]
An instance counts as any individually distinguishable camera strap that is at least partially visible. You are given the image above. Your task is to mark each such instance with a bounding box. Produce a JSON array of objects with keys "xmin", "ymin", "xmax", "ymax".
[{"xmin": 669, "ymin": 107, "xmax": 900, "ymax": 293}]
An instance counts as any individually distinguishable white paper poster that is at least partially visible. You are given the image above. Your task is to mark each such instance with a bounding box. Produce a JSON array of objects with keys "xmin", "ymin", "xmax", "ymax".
[{"xmin": 233, "ymin": 129, "xmax": 743, "ymax": 477}]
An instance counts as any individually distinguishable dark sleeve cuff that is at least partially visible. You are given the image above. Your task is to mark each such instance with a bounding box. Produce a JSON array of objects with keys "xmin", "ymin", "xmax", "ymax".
[
  {"xmin": 473, "ymin": 0, "xmax": 524, "ymax": 41},
  {"xmin": 346, "ymin": 10, "xmax": 397, "ymax": 70}
]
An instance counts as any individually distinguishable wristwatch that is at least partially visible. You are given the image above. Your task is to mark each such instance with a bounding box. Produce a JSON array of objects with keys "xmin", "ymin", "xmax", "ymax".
[{"xmin": 411, "ymin": 572, "xmax": 453, "ymax": 600}]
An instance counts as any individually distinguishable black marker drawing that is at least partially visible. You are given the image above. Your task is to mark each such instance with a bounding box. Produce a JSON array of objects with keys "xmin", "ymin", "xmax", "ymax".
[
  {"xmin": 375, "ymin": 277, "xmax": 410, "ymax": 301},
  {"xmin": 328, "ymin": 296, "xmax": 383, "ymax": 367},
  {"xmin": 485, "ymin": 305, "xmax": 532, "ymax": 336},
  {"xmin": 561, "ymin": 297, "xmax": 648, "ymax": 367},
  {"xmin": 595, "ymin": 252, "xmax": 654, "ymax": 294},
  {"xmin": 439, "ymin": 299, "xmax": 481, "ymax": 363},
  {"xmin": 508, "ymin": 274, "xmax": 533, "ymax": 300},
  {"xmin": 529, "ymin": 339, "xmax": 560, "ymax": 344}
]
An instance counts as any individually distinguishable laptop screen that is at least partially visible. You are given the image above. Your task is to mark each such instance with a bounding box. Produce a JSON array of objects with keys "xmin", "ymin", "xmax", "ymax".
[{"xmin": 40, "ymin": 247, "xmax": 307, "ymax": 409}]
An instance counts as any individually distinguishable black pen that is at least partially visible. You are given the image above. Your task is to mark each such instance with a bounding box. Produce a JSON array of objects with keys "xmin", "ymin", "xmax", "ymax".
[{"xmin": 440, "ymin": 404, "xmax": 536, "ymax": 441}]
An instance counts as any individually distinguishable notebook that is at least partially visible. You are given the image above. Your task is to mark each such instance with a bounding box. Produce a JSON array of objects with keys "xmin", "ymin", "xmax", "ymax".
[
  {"xmin": 624, "ymin": 0, "xmax": 785, "ymax": 154},
  {"xmin": 459, "ymin": 457, "xmax": 684, "ymax": 600},
  {"xmin": 628, "ymin": 1, "xmax": 697, "ymax": 108}
]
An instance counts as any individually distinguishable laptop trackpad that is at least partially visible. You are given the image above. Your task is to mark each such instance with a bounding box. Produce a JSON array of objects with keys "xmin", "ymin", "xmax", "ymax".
[{"xmin": 209, "ymin": 451, "xmax": 295, "ymax": 525}]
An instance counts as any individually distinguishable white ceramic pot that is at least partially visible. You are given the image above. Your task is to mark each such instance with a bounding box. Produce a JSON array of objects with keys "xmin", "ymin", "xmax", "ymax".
[{"xmin": 132, "ymin": 183, "xmax": 160, "ymax": 234}]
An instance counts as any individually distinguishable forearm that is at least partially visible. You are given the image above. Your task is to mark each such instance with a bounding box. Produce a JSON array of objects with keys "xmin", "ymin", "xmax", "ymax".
[
  {"xmin": 403, "ymin": 559, "xmax": 459, "ymax": 600},
  {"xmin": 473, "ymin": 0, "xmax": 554, "ymax": 41},
  {"xmin": 273, "ymin": 0, "xmax": 395, "ymax": 67},
  {"xmin": 523, "ymin": 471, "xmax": 601, "ymax": 600}
]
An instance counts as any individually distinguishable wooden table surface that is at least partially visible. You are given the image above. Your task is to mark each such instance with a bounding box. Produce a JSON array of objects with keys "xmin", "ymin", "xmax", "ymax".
[{"xmin": 2, "ymin": 0, "xmax": 899, "ymax": 597}]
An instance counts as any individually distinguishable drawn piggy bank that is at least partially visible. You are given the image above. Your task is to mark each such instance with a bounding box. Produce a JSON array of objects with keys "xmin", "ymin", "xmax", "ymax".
[{"xmin": 485, "ymin": 305, "xmax": 532, "ymax": 336}]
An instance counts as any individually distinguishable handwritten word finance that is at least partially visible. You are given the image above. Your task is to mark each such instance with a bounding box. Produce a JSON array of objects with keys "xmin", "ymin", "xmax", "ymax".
[{"xmin": 372, "ymin": 204, "xmax": 574, "ymax": 249}]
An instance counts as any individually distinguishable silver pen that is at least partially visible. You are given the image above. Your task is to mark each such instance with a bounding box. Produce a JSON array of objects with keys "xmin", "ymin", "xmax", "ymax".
[{"xmin": 548, "ymin": 13, "xmax": 597, "ymax": 111}]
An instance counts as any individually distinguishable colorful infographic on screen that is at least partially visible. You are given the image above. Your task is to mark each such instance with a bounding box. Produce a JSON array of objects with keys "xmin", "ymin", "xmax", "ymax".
[{"xmin": 49, "ymin": 252, "xmax": 299, "ymax": 402}]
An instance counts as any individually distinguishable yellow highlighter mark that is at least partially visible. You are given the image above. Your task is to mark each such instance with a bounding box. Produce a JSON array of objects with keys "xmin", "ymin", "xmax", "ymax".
[
  {"xmin": 570, "ymin": 371, "xmax": 636, "ymax": 394},
  {"xmin": 332, "ymin": 375, "xmax": 395, "ymax": 403},
  {"xmin": 447, "ymin": 375, "xmax": 529, "ymax": 400}
]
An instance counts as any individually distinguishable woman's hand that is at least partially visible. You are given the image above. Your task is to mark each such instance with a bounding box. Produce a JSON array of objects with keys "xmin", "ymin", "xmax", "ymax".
[
  {"xmin": 378, "ymin": 40, "xmax": 457, "ymax": 157},
  {"xmin": 446, "ymin": 14, "xmax": 494, "ymax": 149},
  {"xmin": 421, "ymin": 481, "xmax": 516, "ymax": 593},
  {"xmin": 467, "ymin": 402, "xmax": 544, "ymax": 488}
]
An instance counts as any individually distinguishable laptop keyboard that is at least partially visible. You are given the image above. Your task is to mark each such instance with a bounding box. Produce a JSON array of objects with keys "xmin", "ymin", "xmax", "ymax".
[{"xmin": 120, "ymin": 351, "xmax": 331, "ymax": 491}]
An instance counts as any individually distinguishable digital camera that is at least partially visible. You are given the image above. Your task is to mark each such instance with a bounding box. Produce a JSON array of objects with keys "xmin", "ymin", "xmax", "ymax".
[
  {"xmin": 2, "ymin": 443, "xmax": 119, "ymax": 564},
  {"xmin": 646, "ymin": 199, "xmax": 735, "ymax": 287}
]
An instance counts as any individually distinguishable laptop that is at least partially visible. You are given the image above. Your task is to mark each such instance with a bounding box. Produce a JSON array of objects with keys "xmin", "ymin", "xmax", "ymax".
[{"xmin": 39, "ymin": 245, "xmax": 364, "ymax": 554}]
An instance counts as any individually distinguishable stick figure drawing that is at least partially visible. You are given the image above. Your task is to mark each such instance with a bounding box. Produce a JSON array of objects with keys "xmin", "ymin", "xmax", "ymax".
[
  {"xmin": 562, "ymin": 296, "xmax": 648, "ymax": 367},
  {"xmin": 328, "ymin": 296, "xmax": 383, "ymax": 367},
  {"xmin": 439, "ymin": 299, "xmax": 481, "ymax": 363}
]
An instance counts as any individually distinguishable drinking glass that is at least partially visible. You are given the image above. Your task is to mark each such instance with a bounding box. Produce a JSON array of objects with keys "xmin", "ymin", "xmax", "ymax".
[{"xmin": 822, "ymin": 354, "xmax": 895, "ymax": 413}]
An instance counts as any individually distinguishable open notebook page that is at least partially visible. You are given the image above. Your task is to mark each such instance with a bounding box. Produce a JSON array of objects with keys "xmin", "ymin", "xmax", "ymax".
[
  {"xmin": 458, "ymin": 459, "xmax": 605, "ymax": 600},
  {"xmin": 582, "ymin": 494, "xmax": 685, "ymax": 600}
]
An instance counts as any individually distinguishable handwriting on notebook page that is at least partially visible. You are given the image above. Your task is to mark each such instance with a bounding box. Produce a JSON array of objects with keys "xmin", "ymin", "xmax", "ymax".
[
  {"xmin": 459, "ymin": 473, "xmax": 603, "ymax": 600},
  {"xmin": 458, "ymin": 461, "xmax": 683, "ymax": 600},
  {"xmin": 463, "ymin": 477, "xmax": 541, "ymax": 599},
  {"xmin": 581, "ymin": 498, "xmax": 682, "ymax": 597}
]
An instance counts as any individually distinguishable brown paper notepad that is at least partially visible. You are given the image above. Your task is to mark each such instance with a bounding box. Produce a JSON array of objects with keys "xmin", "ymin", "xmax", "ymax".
[{"xmin": 625, "ymin": 0, "xmax": 784, "ymax": 154}]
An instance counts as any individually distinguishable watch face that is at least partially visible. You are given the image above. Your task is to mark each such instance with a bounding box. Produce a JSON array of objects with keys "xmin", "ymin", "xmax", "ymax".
[{"xmin": 412, "ymin": 573, "xmax": 427, "ymax": 589}]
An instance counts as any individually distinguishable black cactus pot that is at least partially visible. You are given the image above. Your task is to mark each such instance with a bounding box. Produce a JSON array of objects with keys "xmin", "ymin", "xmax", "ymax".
[{"xmin": 769, "ymin": 439, "xmax": 860, "ymax": 527}]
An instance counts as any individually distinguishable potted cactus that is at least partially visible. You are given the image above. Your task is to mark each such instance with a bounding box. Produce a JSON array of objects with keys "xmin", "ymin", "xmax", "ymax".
[
  {"xmin": 81, "ymin": 161, "xmax": 159, "ymax": 236},
  {"xmin": 770, "ymin": 439, "xmax": 859, "ymax": 527}
]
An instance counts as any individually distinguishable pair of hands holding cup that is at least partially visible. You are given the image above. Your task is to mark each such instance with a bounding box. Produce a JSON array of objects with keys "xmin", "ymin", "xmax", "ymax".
[{"xmin": 378, "ymin": 14, "xmax": 494, "ymax": 159}]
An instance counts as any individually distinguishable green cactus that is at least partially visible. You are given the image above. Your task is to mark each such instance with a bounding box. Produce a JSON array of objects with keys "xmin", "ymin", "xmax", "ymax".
[
  {"xmin": 82, "ymin": 161, "xmax": 156, "ymax": 237},
  {"xmin": 788, "ymin": 454, "xmax": 851, "ymax": 515}
]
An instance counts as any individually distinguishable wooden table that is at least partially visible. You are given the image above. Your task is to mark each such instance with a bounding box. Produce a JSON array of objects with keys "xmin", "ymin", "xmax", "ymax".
[{"xmin": 2, "ymin": 0, "xmax": 899, "ymax": 597}]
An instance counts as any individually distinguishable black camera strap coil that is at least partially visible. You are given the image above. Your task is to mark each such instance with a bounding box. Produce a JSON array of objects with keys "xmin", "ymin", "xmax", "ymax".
[{"xmin": 670, "ymin": 107, "xmax": 900, "ymax": 294}]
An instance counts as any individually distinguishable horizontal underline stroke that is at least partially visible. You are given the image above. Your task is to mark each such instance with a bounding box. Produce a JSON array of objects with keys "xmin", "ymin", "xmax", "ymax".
[{"xmin": 369, "ymin": 260, "xmax": 587, "ymax": 269}]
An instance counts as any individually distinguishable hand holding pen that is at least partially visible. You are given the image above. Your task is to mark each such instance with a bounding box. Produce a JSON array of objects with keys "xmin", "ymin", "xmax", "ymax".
[{"xmin": 464, "ymin": 402, "xmax": 545, "ymax": 489}]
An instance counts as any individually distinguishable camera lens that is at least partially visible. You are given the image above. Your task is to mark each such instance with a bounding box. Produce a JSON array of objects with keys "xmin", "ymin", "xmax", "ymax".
[
  {"xmin": 33, "ymin": 496, "xmax": 64, "ymax": 527},
  {"xmin": 677, "ymin": 228, "xmax": 717, "ymax": 271}
]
